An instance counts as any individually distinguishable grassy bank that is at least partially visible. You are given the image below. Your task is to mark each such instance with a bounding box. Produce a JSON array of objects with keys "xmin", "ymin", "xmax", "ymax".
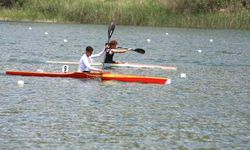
[{"xmin": 0, "ymin": 0, "xmax": 249, "ymax": 29}]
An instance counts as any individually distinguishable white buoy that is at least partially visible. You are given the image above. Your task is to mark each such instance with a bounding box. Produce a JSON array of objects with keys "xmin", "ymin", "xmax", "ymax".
[
  {"xmin": 17, "ymin": 80, "xmax": 24, "ymax": 85},
  {"xmin": 147, "ymin": 39, "xmax": 151, "ymax": 43},
  {"xmin": 45, "ymin": 32, "xmax": 48, "ymax": 35},
  {"xmin": 64, "ymin": 39, "xmax": 68, "ymax": 43},
  {"xmin": 28, "ymin": 27, "xmax": 32, "ymax": 30},
  {"xmin": 180, "ymin": 73, "xmax": 186, "ymax": 78},
  {"xmin": 197, "ymin": 49, "xmax": 202, "ymax": 53},
  {"xmin": 166, "ymin": 79, "xmax": 171, "ymax": 85},
  {"xmin": 210, "ymin": 39, "xmax": 213, "ymax": 42},
  {"xmin": 165, "ymin": 32, "xmax": 169, "ymax": 35}
]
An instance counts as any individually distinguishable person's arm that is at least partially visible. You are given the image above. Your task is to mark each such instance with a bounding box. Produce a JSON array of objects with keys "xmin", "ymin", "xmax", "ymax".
[
  {"xmin": 91, "ymin": 47, "xmax": 106, "ymax": 58},
  {"xmin": 111, "ymin": 48, "xmax": 128, "ymax": 53}
]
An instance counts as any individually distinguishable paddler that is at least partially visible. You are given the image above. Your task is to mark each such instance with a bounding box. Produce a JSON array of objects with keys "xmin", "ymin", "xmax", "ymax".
[
  {"xmin": 104, "ymin": 40, "xmax": 130, "ymax": 63},
  {"xmin": 78, "ymin": 46, "xmax": 103, "ymax": 72},
  {"xmin": 94, "ymin": 40, "xmax": 131, "ymax": 64}
]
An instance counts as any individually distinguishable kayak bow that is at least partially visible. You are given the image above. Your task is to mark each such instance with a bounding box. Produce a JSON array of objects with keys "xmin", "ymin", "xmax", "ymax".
[
  {"xmin": 102, "ymin": 73, "xmax": 169, "ymax": 85},
  {"xmin": 6, "ymin": 70, "xmax": 170, "ymax": 85}
]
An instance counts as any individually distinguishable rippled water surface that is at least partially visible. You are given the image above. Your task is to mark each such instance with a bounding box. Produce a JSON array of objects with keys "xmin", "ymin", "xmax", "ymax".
[{"xmin": 0, "ymin": 21, "xmax": 250, "ymax": 149}]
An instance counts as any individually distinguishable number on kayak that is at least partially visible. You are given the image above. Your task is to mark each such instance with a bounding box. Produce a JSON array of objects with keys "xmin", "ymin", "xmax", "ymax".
[{"xmin": 62, "ymin": 65, "xmax": 69, "ymax": 73}]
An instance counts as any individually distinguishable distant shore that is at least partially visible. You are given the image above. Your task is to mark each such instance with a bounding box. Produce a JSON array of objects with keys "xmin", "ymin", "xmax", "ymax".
[{"xmin": 0, "ymin": 0, "xmax": 249, "ymax": 29}]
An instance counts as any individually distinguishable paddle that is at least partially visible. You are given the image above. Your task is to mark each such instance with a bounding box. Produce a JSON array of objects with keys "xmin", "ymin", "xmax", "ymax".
[
  {"xmin": 106, "ymin": 22, "xmax": 145, "ymax": 54},
  {"xmin": 128, "ymin": 48, "xmax": 145, "ymax": 54},
  {"xmin": 107, "ymin": 21, "xmax": 115, "ymax": 43},
  {"xmin": 117, "ymin": 47, "xmax": 145, "ymax": 54}
]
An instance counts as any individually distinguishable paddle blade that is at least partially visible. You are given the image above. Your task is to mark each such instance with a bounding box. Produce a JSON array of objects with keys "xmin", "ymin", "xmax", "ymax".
[
  {"xmin": 133, "ymin": 48, "xmax": 145, "ymax": 54},
  {"xmin": 107, "ymin": 22, "xmax": 115, "ymax": 43}
]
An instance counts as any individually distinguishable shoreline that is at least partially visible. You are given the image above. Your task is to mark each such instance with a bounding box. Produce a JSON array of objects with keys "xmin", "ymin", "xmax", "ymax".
[
  {"xmin": 1, "ymin": 17, "xmax": 249, "ymax": 30},
  {"xmin": 0, "ymin": 0, "xmax": 249, "ymax": 30}
]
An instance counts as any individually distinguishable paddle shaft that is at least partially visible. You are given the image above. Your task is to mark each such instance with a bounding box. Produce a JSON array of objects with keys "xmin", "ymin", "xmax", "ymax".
[
  {"xmin": 107, "ymin": 22, "xmax": 115, "ymax": 44},
  {"xmin": 117, "ymin": 47, "xmax": 145, "ymax": 54}
]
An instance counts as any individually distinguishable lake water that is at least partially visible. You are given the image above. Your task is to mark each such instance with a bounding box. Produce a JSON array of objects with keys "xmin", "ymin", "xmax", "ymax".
[{"xmin": 0, "ymin": 21, "xmax": 249, "ymax": 149}]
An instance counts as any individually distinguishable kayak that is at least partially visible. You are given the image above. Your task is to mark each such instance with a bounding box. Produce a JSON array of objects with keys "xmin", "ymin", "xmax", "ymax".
[
  {"xmin": 5, "ymin": 70, "xmax": 170, "ymax": 85},
  {"xmin": 45, "ymin": 61, "xmax": 177, "ymax": 71},
  {"xmin": 6, "ymin": 70, "xmax": 169, "ymax": 85}
]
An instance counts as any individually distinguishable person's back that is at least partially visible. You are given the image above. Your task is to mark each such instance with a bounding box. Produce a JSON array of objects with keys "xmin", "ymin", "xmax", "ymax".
[
  {"xmin": 104, "ymin": 40, "xmax": 128, "ymax": 63},
  {"xmin": 104, "ymin": 50, "xmax": 115, "ymax": 63},
  {"xmin": 78, "ymin": 46, "xmax": 102, "ymax": 72}
]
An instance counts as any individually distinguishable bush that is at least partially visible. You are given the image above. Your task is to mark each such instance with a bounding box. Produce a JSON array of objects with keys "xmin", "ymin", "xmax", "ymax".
[
  {"xmin": 0, "ymin": 0, "xmax": 26, "ymax": 8},
  {"xmin": 158, "ymin": 0, "xmax": 249, "ymax": 14}
]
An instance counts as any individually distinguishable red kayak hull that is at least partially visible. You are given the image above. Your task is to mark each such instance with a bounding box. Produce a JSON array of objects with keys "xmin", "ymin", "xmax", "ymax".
[
  {"xmin": 6, "ymin": 71, "xmax": 169, "ymax": 85},
  {"xmin": 6, "ymin": 71, "xmax": 101, "ymax": 79}
]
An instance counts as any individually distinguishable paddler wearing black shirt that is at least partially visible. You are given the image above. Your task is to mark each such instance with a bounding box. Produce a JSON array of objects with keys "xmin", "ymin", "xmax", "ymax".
[
  {"xmin": 104, "ymin": 40, "xmax": 130, "ymax": 63},
  {"xmin": 93, "ymin": 40, "xmax": 131, "ymax": 63}
]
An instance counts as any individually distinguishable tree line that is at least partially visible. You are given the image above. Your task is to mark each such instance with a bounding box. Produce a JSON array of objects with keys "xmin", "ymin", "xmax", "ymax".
[{"xmin": 1, "ymin": 0, "xmax": 249, "ymax": 13}]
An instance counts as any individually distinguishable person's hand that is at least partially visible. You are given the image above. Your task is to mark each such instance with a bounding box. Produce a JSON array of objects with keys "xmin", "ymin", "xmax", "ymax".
[
  {"xmin": 97, "ymin": 69, "xmax": 103, "ymax": 73},
  {"xmin": 91, "ymin": 70, "xmax": 103, "ymax": 74},
  {"xmin": 115, "ymin": 61, "xmax": 123, "ymax": 64},
  {"xmin": 105, "ymin": 43, "xmax": 109, "ymax": 49}
]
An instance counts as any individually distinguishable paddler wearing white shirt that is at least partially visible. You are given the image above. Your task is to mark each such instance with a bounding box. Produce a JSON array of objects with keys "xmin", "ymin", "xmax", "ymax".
[{"xmin": 78, "ymin": 46, "xmax": 103, "ymax": 72}]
